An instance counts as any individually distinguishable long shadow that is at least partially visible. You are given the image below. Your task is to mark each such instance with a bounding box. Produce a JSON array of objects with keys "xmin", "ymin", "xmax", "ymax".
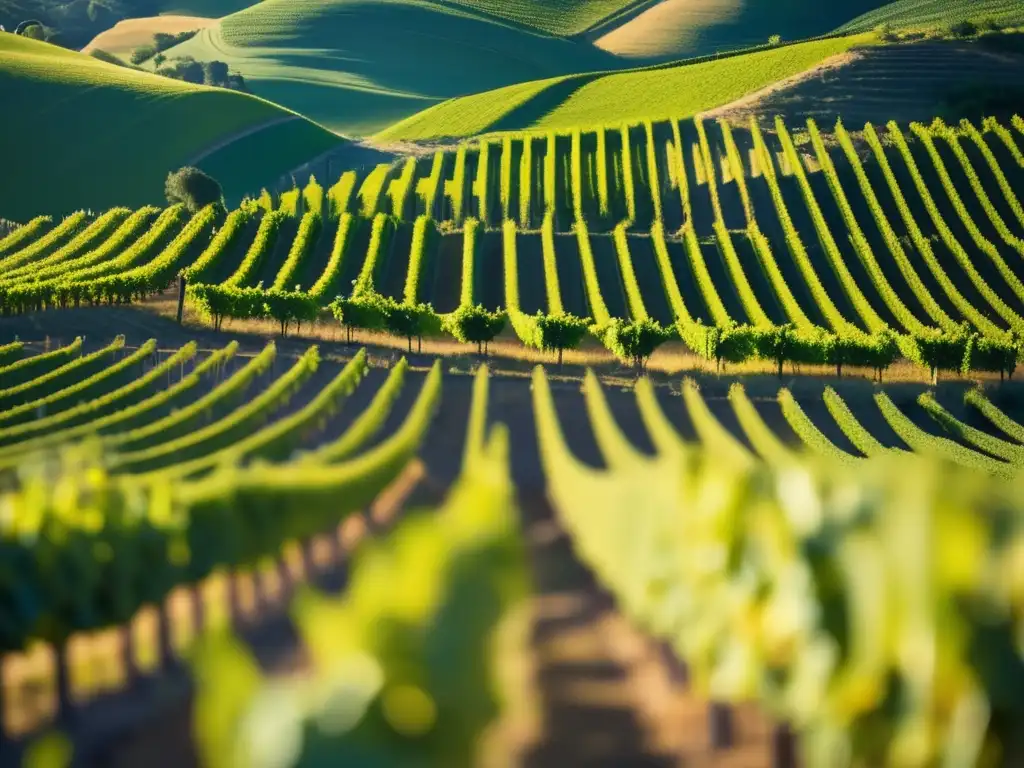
[
  {"xmin": 486, "ymin": 74, "xmax": 602, "ymax": 133},
  {"xmin": 495, "ymin": 374, "xmax": 678, "ymax": 766}
]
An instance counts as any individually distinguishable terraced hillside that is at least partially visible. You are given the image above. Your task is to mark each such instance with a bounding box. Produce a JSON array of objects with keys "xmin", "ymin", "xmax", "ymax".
[
  {"xmin": 0, "ymin": 33, "xmax": 343, "ymax": 221},
  {"xmin": 706, "ymin": 38, "xmax": 1024, "ymax": 127},
  {"xmin": 840, "ymin": 0, "xmax": 1024, "ymax": 32},
  {"xmin": 156, "ymin": 0, "xmax": 616, "ymax": 134}
]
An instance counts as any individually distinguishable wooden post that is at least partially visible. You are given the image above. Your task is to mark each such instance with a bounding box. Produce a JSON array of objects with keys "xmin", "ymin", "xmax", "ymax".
[
  {"xmin": 55, "ymin": 642, "xmax": 73, "ymax": 724},
  {"xmin": 157, "ymin": 601, "xmax": 174, "ymax": 670},
  {"xmin": 708, "ymin": 703, "xmax": 734, "ymax": 749},
  {"xmin": 772, "ymin": 724, "xmax": 797, "ymax": 768},
  {"xmin": 176, "ymin": 275, "xmax": 187, "ymax": 326}
]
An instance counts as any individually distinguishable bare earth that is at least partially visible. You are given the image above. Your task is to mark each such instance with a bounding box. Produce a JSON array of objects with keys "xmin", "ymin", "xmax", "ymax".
[
  {"xmin": 81, "ymin": 16, "xmax": 218, "ymax": 58},
  {"xmin": 594, "ymin": 0, "xmax": 743, "ymax": 59}
]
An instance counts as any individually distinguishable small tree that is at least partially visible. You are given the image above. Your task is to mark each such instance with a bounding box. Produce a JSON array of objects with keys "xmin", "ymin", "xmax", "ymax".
[
  {"xmin": 768, "ymin": 34, "xmax": 782, "ymax": 46},
  {"xmin": 379, "ymin": 298, "xmax": 440, "ymax": 353},
  {"xmin": 947, "ymin": 20, "xmax": 979, "ymax": 38},
  {"xmin": 604, "ymin": 319, "xmax": 675, "ymax": 373},
  {"xmin": 907, "ymin": 327, "xmax": 971, "ymax": 385},
  {"xmin": 15, "ymin": 20, "xmax": 46, "ymax": 39},
  {"xmin": 330, "ymin": 294, "xmax": 386, "ymax": 344},
  {"xmin": 166, "ymin": 167, "xmax": 224, "ymax": 215},
  {"xmin": 537, "ymin": 312, "xmax": 589, "ymax": 366},
  {"xmin": 756, "ymin": 324, "xmax": 796, "ymax": 378},
  {"xmin": 130, "ymin": 45, "xmax": 157, "ymax": 64},
  {"xmin": 264, "ymin": 290, "xmax": 318, "ymax": 337},
  {"xmin": 203, "ymin": 60, "xmax": 230, "ymax": 86},
  {"xmin": 444, "ymin": 305, "xmax": 506, "ymax": 355}
]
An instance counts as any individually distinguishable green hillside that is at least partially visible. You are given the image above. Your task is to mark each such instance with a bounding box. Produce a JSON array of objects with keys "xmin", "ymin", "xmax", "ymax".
[
  {"xmin": 379, "ymin": 33, "xmax": 872, "ymax": 140},
  {"xmin": 156, "ymin": 0, "xmax": 616, "ymax": 135},
  {"xmin": 839, "ymin": 0, "xmax": 1024, "ymax": 32},
  {"xmin": 438, "ymin": 0, "xmax": 636, "ymax": 36},
  {"xmin": 0, "ymin": 32, "xmax": 343, "ymax": 221}
]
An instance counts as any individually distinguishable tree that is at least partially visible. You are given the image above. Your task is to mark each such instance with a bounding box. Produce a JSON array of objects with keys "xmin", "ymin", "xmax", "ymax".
[
  {"xmin": 330, "ymin": 295, "xmax": 386, "ymax": 344},
  {"xmin": 130, "ymin": 45, "xmax": 156, "ymax": 64},
  {"xmin": 226, "ymin": 73, "xmax": 247, "ymax": 93},
  {"xmin": 755, "ymin": 324, "xmax": 796, "ymax": 378},
  {"xmin": 14, "ymin": 19, "xmax": 45, "ymax": 39},
  {"xmin": 203, "ymin": 60, "xmax": 230, "ymax": 86},
  {"xmin": 603, "ymin": 318, "xmax": 675, "ymax": 373},
  {"xmin": 768, "ymin": 34, "xmax": 782, "ymax": 46},
  {"xmin": 166, "ymin": 167, "xmax": 224, "ymax": 214},
  {"xmin": 443, "ymin": 305, "xmax": 506, "ymax": 355},
  {"xmin": 536, "ymin": 312, "xmax": 589, "ymax": 366},
  {"xmin": 947, "ymin": 20, "xmax": 978, "ymax": 38},
  {"xmin": 379, "ymin": 298, "xmax": 440, "ymax": 354}
]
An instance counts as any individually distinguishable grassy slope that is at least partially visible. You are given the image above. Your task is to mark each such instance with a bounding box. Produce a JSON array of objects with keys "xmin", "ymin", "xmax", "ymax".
[
  {"xmin": 0, "ymin": 33, "xmax": 342, "ymax": 220},
  {"xmin": 158, "ymin": 0, "xmax": 257, "ymax": 14},
  {"xmin": 157, "ymin": 0, "xmax": 615, "ymax": 136},
  {"xmin": 594, "ymin": 0, "xmax": 888, "ymax": 59},
  {"xmin": 196, "ymin": 119, "xmax": 343, "ymax": 204},
  {"xmin": 839, "ymin": 0, "xmax": 1024, "ymax": 32},
  {"xmin": 440, "ymin": 0, "xmax": 637, "ymax": 36},
  {"xmin": 380, "ymin": 34, "xmax": 872, "ymax": 140}
]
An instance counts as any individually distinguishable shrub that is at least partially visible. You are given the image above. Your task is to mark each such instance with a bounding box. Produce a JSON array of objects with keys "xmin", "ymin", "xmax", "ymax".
[
  {"xmin": 166, "ymin": 167, "xmax": 224, "ymax": 214},
  {"xmin": 379, "ymin": 298, "xmax": 441, "ymax": 354},
  {"xmin": 602, "ymin": 318, "xmax": 675, "ymax": 372},
  {"xmin": 875, "ymin": 23, "xmax": 899, "ymax": 42},
  {"xmin": 15, "ymin": 20, "xmax": 46, "ymax": 39},
  {"xmin": 537, "ymin": 312, "xmax": 589, "ymax": 366},
  {"xmin": 948, "ymin": 20, "xmax": 979, "ymax": 38},
  {"xmin": 330, "ymin": 294, "xmax": 386, "ymax": 344},
  {"xmin": 444, "ymin": 305, "xmax": 507, "ymax": 354},
  {"xmin": 130, "ymin": 45, "xmax": 157, "ymax": 64}
]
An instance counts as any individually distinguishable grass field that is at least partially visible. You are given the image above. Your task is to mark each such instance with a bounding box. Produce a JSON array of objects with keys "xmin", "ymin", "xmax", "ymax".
[
  {"xmin": 157, "ymin": 0, "xmax": 615, "ymax": 135},
  {"xmin": 379, "ymin": 34, "xmax": 872, "ymax": 140},
  {"xmin": 0, "ymin": 33, "xmax": 343, "ymax": 221},
  {"xmin": 593, "ymin": 0, "xmax": 889, "ymax": 59},
  {"xmin": 440, "ymin": 0, "xmax": 638, "ymax": 36},
  {"xmin": 839, "ymin": 0, "xmax": 1024, "ymax": 32}
]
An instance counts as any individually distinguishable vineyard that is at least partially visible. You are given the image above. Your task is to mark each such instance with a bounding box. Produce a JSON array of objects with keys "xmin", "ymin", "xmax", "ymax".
[
  {"xmin": 8, "ymin": 0, "xmax": 1024, "ymax": 761},
  {"xmin": 840, "ymin": 0, "xmax": 1024, "ymax": 32},
  {"xmin": 2, "ymin": 319, "xmax": 1024, "ymax": 764},
  {"xmin": 6, "ymin": 113, "xmax": 1024, "ymax": 382}
]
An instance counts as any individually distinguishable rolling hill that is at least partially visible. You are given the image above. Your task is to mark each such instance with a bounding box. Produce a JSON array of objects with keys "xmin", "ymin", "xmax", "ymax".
[
  {"xmin": 705, "ymin": 37, "xmax": 1024, "ymax": 128},
  {"xmin": 591, "ymin": 0, "xmax": 890, "ymax": 60},
  {"xmin": 81, "ymin": 16, "xmax": 218, "ymax": 60},
  {"xmin": 0, "ymin": 32, "xmax": 343, "ymax": 221},
  {"xmin": 378, "ymin": 33, "xmax": 872, "ymax": 140},
  {"xmin": 839, "ymin": 0, "xmax": 1024, "ymax": 32},
  {"xmin": 437, "ymin": 0, "xmax": 639, "ymax": 36},
  {"xmin": 156, "ymin": 0, "xmax": 615, "ymax": 136}
]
